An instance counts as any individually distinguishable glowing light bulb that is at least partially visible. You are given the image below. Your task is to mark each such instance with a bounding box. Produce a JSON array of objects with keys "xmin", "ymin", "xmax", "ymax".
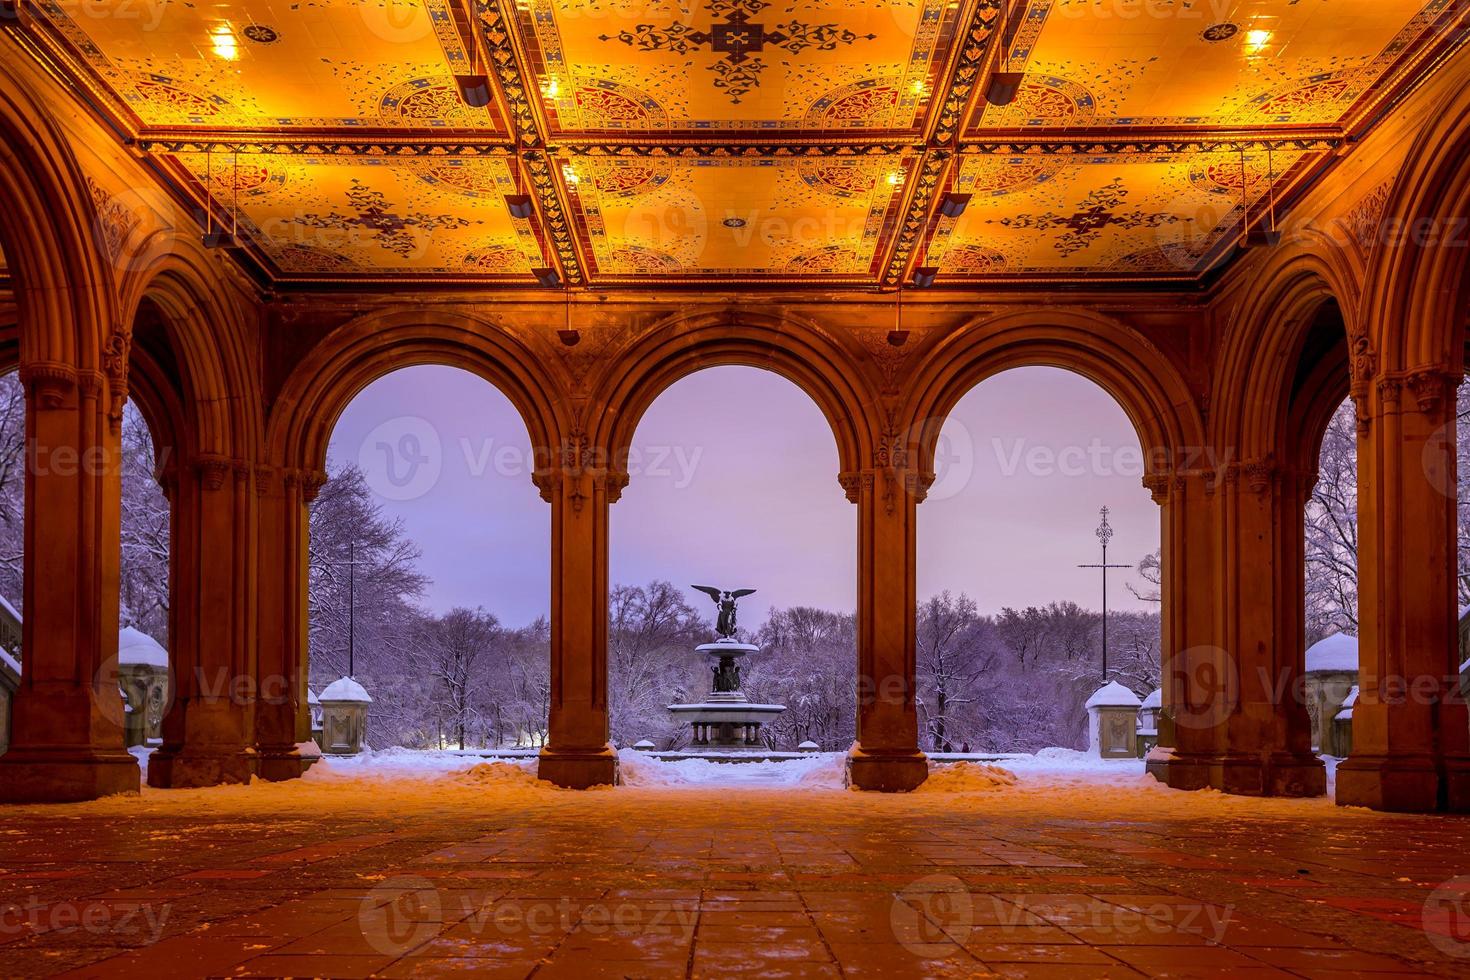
[
  {"xmin": 210, "ymin": 24, "xmax": 239, "ymax": 60},
  {"xmin": 1244, "ymin": 29, "xmax": 1271, "ymax": 52},
  {"xmin": 887, "ymin": 171, "xmax": 905, "ymax": 186},
  {"xmin": 542, "ymin": 77, "xmax": 561, "ymax": 99},
  {"xmin": 561, "ymin": 164, "xmax": 579, "ymax": 185}
]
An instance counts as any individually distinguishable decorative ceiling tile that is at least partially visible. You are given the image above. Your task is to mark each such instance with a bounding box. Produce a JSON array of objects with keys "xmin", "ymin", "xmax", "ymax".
[
  {"xmin": 560, "ymin": 151, "xmax": 914, "ymax": 280},
  {"xmin": 966, "ymin": 0, "xmax": 1457, "ymax": 134},
  {"xmin": 169, "ymin": 153, "xmax": 543, "ymax": 277},
  {"xmin": 36, "ymin": 0, "xmax": 510, "ymax": 134},
  {"xmin": 929, "ymin": 148, "xmax": 1314, "ymax": 280},
  {"xmin": 503, "ymin": 0, "xmax": 968, "ymax": 137}
]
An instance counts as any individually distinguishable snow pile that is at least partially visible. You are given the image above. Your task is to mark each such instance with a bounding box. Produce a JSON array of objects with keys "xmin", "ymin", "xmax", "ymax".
[
  {"xmin": 319, "ymin": 676, "xmax": 372, "ymax": 703},
  {"xmin": 615, "ymin": 748, "xmax": 849, "ymax": 789},
  {"xmin": 918, "ymin": 761, "xmax": 1018, "ymax": 793},
  {"xmin": 118, "ymin": 626, "xmax": 168, "ymax": 668},
  {"xmin": 1306, "ymin": 632, "xmax": 1358, "ymax": 673},
  {"xmin": 455, "ymin": 761, "xmax": 541, "ymax": 788}
]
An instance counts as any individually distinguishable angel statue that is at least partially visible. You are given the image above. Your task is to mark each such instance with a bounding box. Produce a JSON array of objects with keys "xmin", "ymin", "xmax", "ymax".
[{"xmin": 691, "ymin": 585, "xmax": 756, "ymax": 639}]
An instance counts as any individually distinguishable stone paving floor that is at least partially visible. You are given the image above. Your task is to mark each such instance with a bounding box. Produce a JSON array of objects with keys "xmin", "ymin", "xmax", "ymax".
[{"xmin": 2, "ymin": 772, "xmax": 1470, "ymax": 978}]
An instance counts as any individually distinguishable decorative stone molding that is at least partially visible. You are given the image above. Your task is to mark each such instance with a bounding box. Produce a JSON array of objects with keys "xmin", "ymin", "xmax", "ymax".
[
  {"xmin": 254, "ymin": 465, "xmax": 277, "ymax": 496},
  {"xmin": 1243, "ymin": 455, "xmax": 1276, "ymax": 497},
  {"xmin": 1141, "ymin": 472, "xmax": 1172, "ymax": 505},
  {"xmin": 905, "ymin": 470, "xmax": 936, "ymax": 504},
  {"xmin": 1405, "ymin": 368, "xmax": 1458, "ymax": 415},
  {"xmin": 1376, "ymin": 375, "xmax": 1403, "ymax": 412},
  {"xmin": 101, "ymin": 323, "xmax": 131, "ymax": 432},
  {"xmin": 17, "ymin": 362, "xmax": 78, "ymax": 409},
  {"xmin": 195, "ymin": 455, "xmax": 232, "ymax": 492},
  {"xmin": 1348, "ymin": 334, "xmax": 1377, "ymax": 433},
  {"xmin": 837, "ymin": 470, "xmax": 870, "ymax": 504},
  {"xmin": 531, "ymin": 468, "xmax": 556, "ymax": 504},
  {"xmin": 299, "ymin": 469, "xmax": 328, "ymax": 503},
  {"xmin": 595, "ymin": 468, "xmax": 630, "ymax": 504}
]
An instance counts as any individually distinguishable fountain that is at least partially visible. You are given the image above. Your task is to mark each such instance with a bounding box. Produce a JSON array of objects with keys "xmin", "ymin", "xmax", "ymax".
[{"xmin": 668, "ymin": 586, "xmax": 786, "ymax": 749}]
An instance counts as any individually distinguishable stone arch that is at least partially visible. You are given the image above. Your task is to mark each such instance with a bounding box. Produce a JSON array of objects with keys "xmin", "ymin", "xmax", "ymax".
[
  {"xmin": 0, "ymin": 60, "xmax": 116, "ymax": 370},
  {"xmin": 1360, "ymin": 71, "xmax": 1470, "ymax": 375},
  {"xmin": 1213, "ymin": 251, "xmax": 1357, "ymax": 465},
  {"xmin": 267, "ymin": 309, "xmax": 565, "ymax": 479},
  {"xmin": 902, "ymin": 308, "xmax": 1202, "ymax": 478},
  {"xmin": 120, "ymin": 245, "xmax": 264, "ymax": 465},
  {"xmin": 591, "ymin": 310, "xmax": 878, "ymax": 483}
]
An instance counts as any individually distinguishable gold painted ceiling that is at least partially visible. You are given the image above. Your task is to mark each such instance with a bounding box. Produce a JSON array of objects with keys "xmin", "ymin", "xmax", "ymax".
[{"xmin": 11, "ymin": 0, "xmax": 1468, "ymax": 286}]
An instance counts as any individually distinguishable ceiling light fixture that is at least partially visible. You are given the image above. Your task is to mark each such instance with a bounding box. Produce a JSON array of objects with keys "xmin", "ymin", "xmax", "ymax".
[
  {"xmin": 505, "ymin": 194, "xmax": 534, "ymax": 219},
  {"xmin": 456, "ymin": 74, "xmax": 492, "ymax": 108},
  {"xmin": 985, "ymin": 72, "xmax": 1023, "ymax": 106},
  {"xmin": 532, "ymin": 266, "xmax": 561, "ymax": 288},
  {"xmin": 911, "ymin": 265, "xmax": 939, "ymax": 288},
  {"xmin": 939, "ymin": 192, "xmax": 972, "ymax": 219},
  {"xmin": 1244, "ymin": 29, "xmax": 1272, "ymax": 53},
  {"xmin": 209, "ymin": 24, "xmax": 239, "ymax": 61}
]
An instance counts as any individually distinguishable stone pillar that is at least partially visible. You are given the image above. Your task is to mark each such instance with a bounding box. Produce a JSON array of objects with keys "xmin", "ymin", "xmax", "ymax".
[
  {"xmin": 148, "ymin": 455, "xmax": 260, "ymax": 786},
  {"xmin": 535, "ymin": 438, "xmax": 620, "ymax": 788},
  {"xmin": 1144, "ymin": 463, "xmax": 1324, "ymax": 797},
  {"xmin": 0, "ymin": 364, "xmax": 139, "ymax": 802},
  {"xmin": 844, "ymin": 447, "xmax": 929, "ymax": 792},
  {"xmin": 1145, "ymin": 470, "xmax": 1227, "ymax": 790},
  {"xmin": 1338, "ymin": 368, "xmax": 1470, "ymax": 812},
  {"xmin": 252, "ymin": 467, "xmax": 320, "ymax": 781}
]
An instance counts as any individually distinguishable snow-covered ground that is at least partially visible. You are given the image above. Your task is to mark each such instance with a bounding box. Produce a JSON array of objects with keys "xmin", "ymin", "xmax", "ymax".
[{"xmin": 87, "ymin": 745, "xmax": 1359, "ymax": 823}]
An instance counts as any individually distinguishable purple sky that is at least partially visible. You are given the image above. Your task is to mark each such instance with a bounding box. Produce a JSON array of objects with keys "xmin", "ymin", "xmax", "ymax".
[{"xmin": 328, "ymin": 365, "xmax": 1161, "ymax": 627}]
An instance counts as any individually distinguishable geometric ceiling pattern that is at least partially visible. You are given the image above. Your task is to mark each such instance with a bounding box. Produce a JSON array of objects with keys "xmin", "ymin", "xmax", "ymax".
[{"xmin": 14, "ymin": 0, "xmax": 1469, "ymax": 286}]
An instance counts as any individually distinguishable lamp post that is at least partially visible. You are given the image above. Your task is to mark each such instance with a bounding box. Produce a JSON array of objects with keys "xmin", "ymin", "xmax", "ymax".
[{"xmin": 1078, "ymin": 506, "xmax": 1130, "ymax": 681}]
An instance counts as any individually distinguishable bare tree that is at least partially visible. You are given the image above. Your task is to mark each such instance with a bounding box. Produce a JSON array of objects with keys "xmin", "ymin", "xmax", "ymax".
[
  {"xmin": 1305, "ymin": 399, "xmax": 1359, "ymax": 642},
  {"xmin": 607, "ymin": 580, "xmax": 706, "ymax": 746},
  {"xmin": 915, "ymin": 592, "xmax": 996, "ymax": 752},
  {"xmin": 409, "ymin": 607, "xmax": 500, "ymax": 750}
]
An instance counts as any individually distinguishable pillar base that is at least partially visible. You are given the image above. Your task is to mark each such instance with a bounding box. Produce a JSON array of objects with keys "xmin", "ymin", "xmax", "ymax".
[
  {"xmin": 146, "ymin": 746, "xmax": 259, "ymax": 788},
  {"xmin": 254, "ymin": 741, "xmax": 321, "ymax": 782},
  {"xmin": 846, "ymin": 745, "xmax": 928, "ymax": 792},
  {"xmin": 0, "ymin": 748, "xmax": 140, "ymax": 803},
  {"xmin": 1443, "ymin": 756, "xmax": 1470, "ymax": 813},
  {"xmin": 538, "ymin": 744, "xmax": 618, "ymax": 789},
  {"xmin": 1144, "ymin": 749, "xmax": 1324, "ymax": 798},
  {"xmin": 1336, "ymin": 753, "xmax": 1441, "ymax": 812}
]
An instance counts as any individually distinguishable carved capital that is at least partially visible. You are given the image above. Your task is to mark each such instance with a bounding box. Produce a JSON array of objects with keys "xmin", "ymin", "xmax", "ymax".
[
  {"xmin": 838, "ymin": 471, "xmax": 864, "ymax": 504},
  {"xmin": 195, "ymin": 454, "xmax": 231, "ymax": 492},
  {"xmin": 300, "ymin": 468, "xmax": 329, "ymax": 503},
  {"xmin": 18, "ymin": 362, "xmax": 78, "ymax": 410},
  {"xmin": 906, "ymin": 470, "xmax": 936, "ymax": 505},
  {"xmin": 254, "ymin": 464, "xmax": 278, "ymax": 496},
  {"xmin": 1243, "ymin": 455, "xmax": 1276, "ymax": 497},
  {"xmin": 531, "ymin": 468, "xmax": 556, "ymax": 504},
  {"xmin": 1141, "ymin": 472, "xmax": 1172, "ymax": 505},
  {"xmin": 596, "ymin": 468, "xmax": 630, "ymax": 504},
  {"xmin": 1405, "ymin": 368, "xmax": 1458, "ymax": 416}
]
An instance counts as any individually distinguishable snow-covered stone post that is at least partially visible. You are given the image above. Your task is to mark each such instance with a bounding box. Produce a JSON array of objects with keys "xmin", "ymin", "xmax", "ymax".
[
  {"xmin": 1085, "ymin": 681, "xmax": 1142, "ymax": 759},
  {"xmin": 1136, "ymin": 689, "xmax": 1162, "ymax": 756},
  {"xmin": 117, "ymin": 625, "xmax": 169, "ymax": 748},
  {"xmin": 319, "ymin": 677, "xmax": 372, "ymax": 755}
]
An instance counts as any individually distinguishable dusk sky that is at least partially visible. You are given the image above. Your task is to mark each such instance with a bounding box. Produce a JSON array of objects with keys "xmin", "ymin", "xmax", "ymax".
[{"xmin": 329, "ymin": 365, "xmax": 1161, "ymax": 628}]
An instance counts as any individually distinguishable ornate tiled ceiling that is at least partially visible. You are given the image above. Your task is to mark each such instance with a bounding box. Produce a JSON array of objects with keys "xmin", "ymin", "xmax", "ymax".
[{"xmin": 12, "ymin": 0, "xmax": 1468, "ymax": 286}]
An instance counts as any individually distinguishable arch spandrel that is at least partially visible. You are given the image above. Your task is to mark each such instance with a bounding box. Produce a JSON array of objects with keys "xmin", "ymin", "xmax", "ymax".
[
  {"xmin": 266, "ymin": 309, "xmax": 568, "ymax": 483},
  {"xmin": 900, "ymin": 309, "xmax": 1203, "ymax": 483},
  {"xmin": 587, "ymin": 310, "xmax": 883, "ymax": 484}
]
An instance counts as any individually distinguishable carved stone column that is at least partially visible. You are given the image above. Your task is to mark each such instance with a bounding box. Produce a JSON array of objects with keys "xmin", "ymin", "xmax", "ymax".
[
  {"xmin": 1338, "ymin": 368, "xmax": 1470, "ymax": 811},
  {"xmin": 0, "ymin": 363, "xmax": 139, "ymax": 802},
  {"xmin": 1145, "ymin": 460, "xmax": 1325, "ymax": 797},
  {"xmin": 252, "ymin": 466, "xmax": 321, "ymax": 781},
  {"xmin": 845, "ymin": 443, "xmax": 929, "ymax": 792},
  {"xmin": 536, "ymin": 432, "xmax": 621, "ymax": 788},
  {"xmin": 148, "ymin": 455, "xmax": 260, "ymax": 787},
  {"xmin": 1143, "ymin": 469, "xmax": 1225, "ymax": 791}
]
